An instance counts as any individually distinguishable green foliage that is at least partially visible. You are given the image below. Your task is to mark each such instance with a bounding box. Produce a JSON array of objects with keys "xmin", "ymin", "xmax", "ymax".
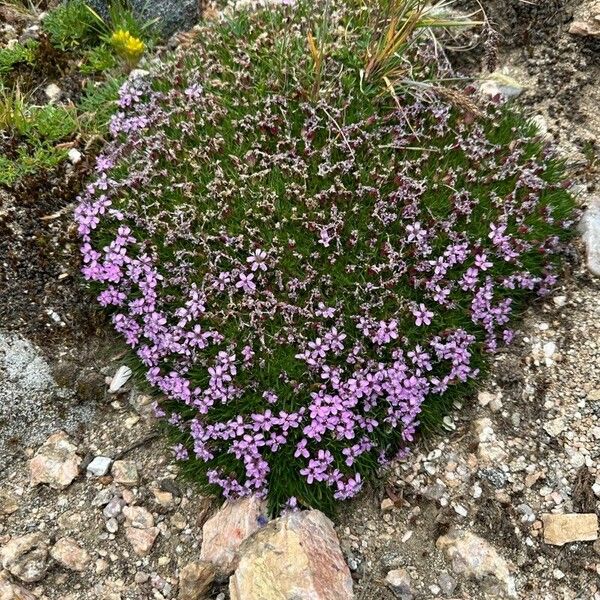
[
  {"xmin": 0, "ymin": 86, "xmax": 78, "ymax": 138},
  {"xmin": 0, "ymin": 84, "xmax": 80, "ymax": 186},
  {"xmin": 42, "ymin": 0, "xmax": 99, "ymax": 50},
  {"xmin": 0, "ymin": 145, "xmax": 67, "ymax": 186},
  {"xmin": 27, "ymin": 104, "xmax": 79, "ymax": 139},
  {"xmin": 79, "ymin": 2, "xmax": 576, "ymax": 513},
  {"xmin": 0, "ymin": 85, "xmax": 29, "ymax": 132},
  {"xmin": 0, "ymin": 40, "xmax": 38, "ymax": 74},
  {"xmin": 86, "ymin": 0, "xmax": 159, "ymax": 45},
  {"xmin": 77, "ymin": 75, "xmax": 124, "ymax": 134},
  {"xmin": 80, "ymin": 44, "xmax": 118, "ymax": 74}
]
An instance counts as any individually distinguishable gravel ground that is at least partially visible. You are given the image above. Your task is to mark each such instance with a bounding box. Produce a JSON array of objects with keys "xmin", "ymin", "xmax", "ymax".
[{"xmin": 1, "ymin": 1, "xmax": 599, "ymax": 599}]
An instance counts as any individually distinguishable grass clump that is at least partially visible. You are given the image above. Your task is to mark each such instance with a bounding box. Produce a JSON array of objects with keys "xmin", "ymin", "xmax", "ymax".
[
  {"xmin": 42, "ymin": 0, "xmax": 99, "ymax": 51},
  {"xmin": 0, "ymin": 86, "xmax": 80, "ymax": 186},
  {"xmin": 76, "ymin": 0, "xmax": 576, "ymax": 514},
  {"xmin": 80, "ymin": 44, "xmax": 119, "ymax": 74},
  {"xmin": 0, "ymin": 40, "xmax": 38, "ymax": 74}
]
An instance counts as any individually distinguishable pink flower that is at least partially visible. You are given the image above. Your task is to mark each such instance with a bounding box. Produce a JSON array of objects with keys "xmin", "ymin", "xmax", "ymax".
[
  {"xmin": 236, "ymin": 273, "xmax": 256, "ymax": 294},
  {"xmin": 412, "ymin": 303, "xmax": 434, "ymax": 326},
  {"xmin": 247, "ymin": 249, "xmax": 268, "ymax": 271}
]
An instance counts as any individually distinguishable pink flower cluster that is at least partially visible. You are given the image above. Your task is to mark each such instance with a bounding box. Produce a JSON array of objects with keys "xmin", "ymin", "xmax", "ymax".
[{"xmin": 75, "ymin": 25, "xmax": 574, "ymax": 507}]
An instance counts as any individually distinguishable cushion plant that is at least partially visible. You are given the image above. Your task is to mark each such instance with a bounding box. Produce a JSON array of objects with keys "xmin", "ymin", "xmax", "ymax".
[{"xmin": 75, "ymin": 0, "xmax": 576, "ymax": 513}]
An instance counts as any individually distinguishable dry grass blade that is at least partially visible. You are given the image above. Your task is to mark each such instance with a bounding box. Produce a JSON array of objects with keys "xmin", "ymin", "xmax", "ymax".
[
  {"xmin": 363, "ymin": 0, "xmax": 481, "ymax": 86},
  {"xmin": 307, "ymin": 30, "xmax": 324, "ymax": 100}
]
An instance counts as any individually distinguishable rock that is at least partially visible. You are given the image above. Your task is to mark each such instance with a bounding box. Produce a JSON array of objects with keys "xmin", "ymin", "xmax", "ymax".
[
  {"xmin": 108, "ymin": 365, "xmax": 132, "ymax": 393},
  {"xmin": 541, "ymin": 513, "xmax": 598, "ymax": 546},
  {"xmin": 44, "ymin": 83, "xmax": 61, "ymax": 103},
  {"xmin": 543, "ymin": 417, "xmax": 566, "ymax": 437},
  {"xmin": 178, "ymin": 561, "xmax": 215, "ymax": 600},
  {"xmin": 569, "ymin": 2, "xmax": 600, "ymax": 37},
  {"xmin": 171, "ymin": 512, "xmax": 187, "ymax": 530},
  {"xmin": 86, "ymin": 0, "xmax": 199, "ymax": 37},
  {"xmin": 0, "ymin": 533, "xmax": 49, "ymax": 583},
  {"xmin": 29, "ymin": 432, "xmax": 81, "ymax": 489},
  {"xmin": 381, "ymin": 498, "xmax": 395, "ymax": 512},
  {"xmin": 569, "ymin": 20, "xmax": 600, "ymax": 36},
  {"xmin": 199, "ymin": 496, "xmax": 265, "ymax": 575},
  {"xmin": 479, "ymin": 71, "xmax": 526, "ymax": 100},
  {"xmin": 0, "ymin": 570, "xmax": 37, "ymax": 600},
  {"xmin": 106, "ymin": 518, "xmax": 119, "ymax": 533},
  {"xmin": 0, "ymin": 488, "xmax": 19, "ymax": 516},
  {"xmin": 436, "ymin": 528, "xmax": 516, "ymax": 597},
  {"xmin": 135, "ymin": 571, "xmax": 150, "ymax": 583},
  {"xmin": 437, "ymin": 571, "xmax": 457, "ymax": 595},
  {"xmin": 473, "ymin": 418, "xmax": 508, "ymax": 465},
  {"xmin": 50, "ymin": 538, "xmax": 90, "ymax": 572},
  {"xmin": 229, "ymin": 510, "xmax": 353, "ymax": 600},
  {"xmin": 68, "ymin": 148, "xmax": 83, "ymax": 165},
  {"xmin": 87, "ymin": 456, "xmax": 112, "ymax": 477},
  {"xmin": 385, "ymin": 568, "xmax": 414, "ymax": 600},
  {"xmin": 91, "ymin": 487, "xmax": 115, "ymax": 507},
  {"xmin": 111, "ymin": 460, "xmax": 138, "ymax": 485},
  {"xmin": 479, "ymin": 468, "xmax": 507, "ymax": 489},
  {"xmin": 103, "ymin": 496, "xmax": 126, "ymax": 519},
  {"xmin": 124, "ymin": 527, "xmax": 159, "ymax": 556},
  {"xmin": 477, "ymin": 390, "xmax": 502, "ymax": 412},
  {"xmin": 553, "ymin": 295, "xmax": 567, "ymax": 308},
  {"xmin": 123, "ymin": 506, "xmax": 158, "ymax": 555},
  {"xmin": 578, "ymin": 196, "xmax": 600, "ymax": 276},
  {"xmin": 123, "ymin": 506, "xmax": 155, "ymax": 530},
  {"xmin": 152, "ymin": 488, "xmax": 174, "ymax": 508}
]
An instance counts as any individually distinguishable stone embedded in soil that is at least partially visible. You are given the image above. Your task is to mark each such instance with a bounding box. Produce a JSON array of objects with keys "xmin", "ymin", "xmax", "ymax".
[
  {"xmin": 0, "ymin": 488, "xmax": 19, "ymax": 515},
  {"xmin": 178, "ymin": 561, "xmax": 216, "ymax": 600},
  {"xmin": 106, "ymin": 518, "xmax": 119, "ymax": 533},
  {"xmin": 199, "ymin": 496, "xmax": 265, "ymax": 576},
  {"xmin": 124, "ymin": 526, "xmax": 160, "ymax": 556},
  {"xmin": 123, "ymin": 506, "xmax": 155, "ymax": 530},
  {"xmin": 122, "ymin": 506, "xmax": 159, "ymax": 556},
  {"xmin": 68, "ymin": 148, "xmax": 82, "ymax": 165},
  {"xmin": 569, "ymin": 1, "xmax": 600, "ymax": 37},
  {"xmin": 44, "ymin": 83, "xmax": 61, "ymax": 103},
  {"xmin": 29, "ymin": 431, "xmax": 81, "ymax": 489},
  {"xmin": 87, "ymin": 456, "xmax": 112, "ymax": 477},
  {"xmin": 472, "ymin": 418, "xmax": 508, "ymax": 465},
  {"xmin": 541, "ymin": 513, "xmax": 599, "ymax": 546},
  {"xmin": 579, "ymin": 196, "xmax": 600, "ymax": 276},
  {"xmin": 229, "ymin": 510, "xmax": 354, "ymax": 600},
  {"xmin": 0, "ymin": 533, "xmax": 49, "ymax": 583},
  {"xmin": 381, "ymin": 498, "xmax": 395, "ymax": 512},
  {"xmin": 543, "ymin": 417, "xmax": 567, "ymax": 437},
  {"xmin": 103, "ymin": 496, "xmax": 126, "ymax": 519},
  {"xmin": 111, "ymin": 460, "xmax": 139, "ymax": 485},
  {"xmin": 436, "ymin": 528, "xmax": 516, "ymax": 598},
  {"xmin": 385, "ymin": 568, "xmax": 414, "ymax": 600},
  {"xmin": 437, "ymin": 572, "xmax": 457, "ymax": 595},
  {"xmin": 152, "ymin": 487, "xmax": 174, "ymax": 508},
  {"xmin": 50, "ymin": 538, "xmax": 90, "ymax": 572},
  {"xmin": 479, "ymin": 71, "xmax": 526, "ymax": 100},
  {"xmin": 0, "ymin": 570, "xmax": 37, "ymax": 600}
]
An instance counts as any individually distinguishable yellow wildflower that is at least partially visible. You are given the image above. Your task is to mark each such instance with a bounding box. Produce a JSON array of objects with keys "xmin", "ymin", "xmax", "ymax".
[{"xmin": 110, "ymin": 29, "xmax": 145, "ymax": 64}]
